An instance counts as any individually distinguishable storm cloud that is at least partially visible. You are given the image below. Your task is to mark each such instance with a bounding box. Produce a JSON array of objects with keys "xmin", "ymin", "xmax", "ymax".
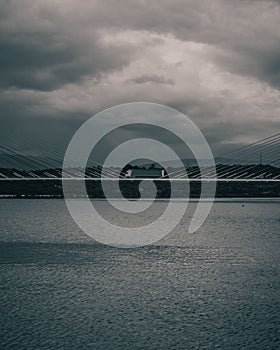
[{"xmin": 0, "ymin": 0, "xmax": 279, "ymax": 157}]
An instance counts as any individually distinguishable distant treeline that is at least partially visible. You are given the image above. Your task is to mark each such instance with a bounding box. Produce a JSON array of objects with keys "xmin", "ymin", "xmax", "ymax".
[{"xmin": 1, "ymin": 179, "xmax": 280, "ymax": 199}]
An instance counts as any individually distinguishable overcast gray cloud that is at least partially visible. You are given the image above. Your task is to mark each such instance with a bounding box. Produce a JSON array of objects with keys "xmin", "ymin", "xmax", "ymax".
[
  {"xmin": 129, "ymin": 74, "xmax": 174, "ymax": 85},
  {"xmin": 0, "ymin": 0, "xmax": 135, "ymax": 90},
  {"xmin": 0, "ymin": 0, "xmax": 279, "ymax": 159}
]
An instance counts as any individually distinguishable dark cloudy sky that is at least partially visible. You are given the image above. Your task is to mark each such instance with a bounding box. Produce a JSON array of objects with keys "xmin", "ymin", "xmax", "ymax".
[{"xmin": 1, "ymin": 0, "xmax": 280, "ymax": 157}]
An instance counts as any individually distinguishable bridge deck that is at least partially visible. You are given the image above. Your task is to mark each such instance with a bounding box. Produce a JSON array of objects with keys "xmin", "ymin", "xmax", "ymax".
[{"xmin": 0, "ymin": 177, "xmax": 279, "ymax": 182}]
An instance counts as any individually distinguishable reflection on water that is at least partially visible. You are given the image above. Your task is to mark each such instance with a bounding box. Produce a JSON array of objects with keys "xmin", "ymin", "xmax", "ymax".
[{"xmin": 0, "ymin": 199, "xmax": 279, "ymax": 349}]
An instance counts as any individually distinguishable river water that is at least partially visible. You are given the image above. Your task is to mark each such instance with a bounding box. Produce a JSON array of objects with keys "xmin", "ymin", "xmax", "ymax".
[{"xmin": 0, "ymin": 199, "xmax": 279, "ymax": 349}]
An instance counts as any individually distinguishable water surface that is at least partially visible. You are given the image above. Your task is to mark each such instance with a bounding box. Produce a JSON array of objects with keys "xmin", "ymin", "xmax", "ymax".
[{"xmin": 0, "ymin": 199, "xmax": 279, "ymax": 349}]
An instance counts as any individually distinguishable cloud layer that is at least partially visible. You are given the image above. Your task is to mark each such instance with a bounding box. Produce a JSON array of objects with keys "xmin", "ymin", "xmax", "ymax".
[{"xmin": 0, "ymin": 0, "xmax": 280, "ymax": 156}]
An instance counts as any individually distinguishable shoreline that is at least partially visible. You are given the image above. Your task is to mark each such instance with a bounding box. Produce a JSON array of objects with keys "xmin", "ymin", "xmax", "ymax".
[{"xmin": 1, "ymin": 195, "xmax": 280, "ymax": 203}]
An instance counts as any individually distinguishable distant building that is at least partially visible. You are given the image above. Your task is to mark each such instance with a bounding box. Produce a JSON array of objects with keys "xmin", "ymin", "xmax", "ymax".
[{"xmin": 127, "ymin": 167, "xmax": 164, "ymax": 178}]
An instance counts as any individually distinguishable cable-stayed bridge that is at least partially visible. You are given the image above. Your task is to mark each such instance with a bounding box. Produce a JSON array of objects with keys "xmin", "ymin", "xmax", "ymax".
[{"xmin": 0, "ymin": 132, "xmax": 280, "ymax": 182}]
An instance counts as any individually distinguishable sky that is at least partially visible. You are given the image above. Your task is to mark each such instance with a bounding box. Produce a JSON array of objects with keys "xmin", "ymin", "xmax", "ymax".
[{"xmin": 0, "ymin": 0, "xmax": 280, "ymax": 162}]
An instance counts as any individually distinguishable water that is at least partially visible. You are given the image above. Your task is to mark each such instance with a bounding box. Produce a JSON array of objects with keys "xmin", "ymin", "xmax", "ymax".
[{"xmin": 0, "ymin": 199, "xmax": 279, "ymax": 349}]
